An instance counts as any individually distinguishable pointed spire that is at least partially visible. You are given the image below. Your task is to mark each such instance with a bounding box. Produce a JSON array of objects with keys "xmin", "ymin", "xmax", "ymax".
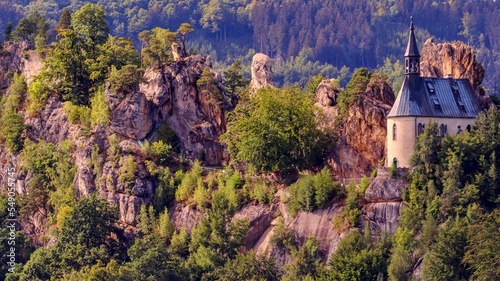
[{"xmin": 405, "ymin": 16, "xmax": 420, "ymax": 57}]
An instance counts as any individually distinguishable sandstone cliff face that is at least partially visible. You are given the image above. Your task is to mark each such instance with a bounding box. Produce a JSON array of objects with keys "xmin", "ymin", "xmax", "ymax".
[
  {"xmin": 316, "ymin": 77, "xmax": 395, "ymax": 178},
  {"xmin": 0, "ymin": 46, "xmax": 231, "ymax": 239},
  {"xmin": 360, "ymin": 169, "xmax": 408, "ymax": 235},
  {"xmin": 140, "ymin": 55, "xmax": 229, "ymax": 165}
]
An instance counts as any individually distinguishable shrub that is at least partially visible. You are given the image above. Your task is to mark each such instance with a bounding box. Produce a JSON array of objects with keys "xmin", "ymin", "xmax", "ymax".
[
  {"xmin": 27, "ymin": 75, "xmax": 50, "ymax": 115},
  {"xmin": 288, "ymin": 167, "xmax": 337, "ymax": 215},
  {"xmin": 90, "ymin": 89, "xmax": 110, "ymax": 127},
  {"xmin": 193, "ymin": 178, "xmax": 210, "ymax": 209},
  {"xmin": 63, "ymin": 102, "xmax": 91, "ymax": 127},
  {"xmin": 270, "ymin": 217, "xmax": 295, "ymax": 251},
  {"xmin": 175, "ymin": 160, "xmax": 203, "ymax": 202},
  {"xmin": 251, "ymin": 182, "xmax": 275, "ymax": 204},
  {"xmin": 143, "ymin": 140, "xmax": 172, "ymax": 164},
  {"xmin": 1, "ymin": 73, "xmax": 26, "ymax": 153},
  {"xmin": 118, "ymin": 155, "xmax": 137, "ymax": 186}
]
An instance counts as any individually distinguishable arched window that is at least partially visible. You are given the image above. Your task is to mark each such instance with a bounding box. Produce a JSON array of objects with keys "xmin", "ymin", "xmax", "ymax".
[
  {"xmin": 393, "ymin": 123, "xmax": 397, "ymax": 141},
  {"xmin": 457, "ymin": 125, "xmax": 462, "ymax": 134},
  {"xmin": 417, "ymin": 123, "xmax": 424, "ymax": 135},
  {"xmin": 439, "ymin": 124, "xmax": 447, "ymax": 136},
  {"xmin": 466, "ymin": 124, "xmax": 471, "ymax": 132}
]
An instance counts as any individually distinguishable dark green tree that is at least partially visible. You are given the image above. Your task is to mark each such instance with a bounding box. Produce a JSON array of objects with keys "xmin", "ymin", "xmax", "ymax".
[
  {"xmin": 223, "ymin": 60, "xmax": 249, "ymax": 97},
  {"xmin": 423, "ymin": 218, "xmax": 471, "ymax": 281},
  {"xmin": 177, "ymin": 22, "xmax": 194, "ymax": 56},
  {"xmin": 56, "ymin": 8, "xmax": 72, "ymax": 32},
  {"xmin": 464, "ymin": 209, "xmax": 500, "ymax": 281},
  {"xmin": 72, "ymin": 3, "xmax": 109, "ymax": 47},
  {"xmin": 13, "ymin": 10, "xmax": 49, "ymax": 49},
  {"xmin": 222, "ymin": 86, "xmax": 327, "ymax": 173}
]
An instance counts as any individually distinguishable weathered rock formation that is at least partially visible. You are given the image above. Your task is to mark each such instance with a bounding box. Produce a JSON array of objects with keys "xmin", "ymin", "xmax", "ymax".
[
  {"xmin": 316, "ymin": 76, "xmax": 395, "ymax": 178},
  {"xmin": 250, "ymin": 53, "xmax": 274, "ymax": 90},
  {"xmin": 140, "ymin": 55, "xmax": 229, "ymax": 165},
  {"xmin": 171, "ymin": 42, "xmax": 184, "ymax": 61},
  {"xmin": 420, "ymin": 39, "xmax": 490, "ymax": 107},
  {"xmin": 360, "ymin": 169, "xmax": 408, "ymax": 235}
]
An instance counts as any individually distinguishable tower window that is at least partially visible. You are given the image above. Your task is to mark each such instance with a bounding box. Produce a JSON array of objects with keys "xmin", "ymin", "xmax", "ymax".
[
  {"xmin": 393, "ymin": 123, "xmax": 397, "ymax": 141},
  {"xmin": 439, "ymin": 124, "xmax": 447, "ymax": 136},
  {"xmin": 417, "ymin": 123, "xmax": 424, "ymax": 135}
]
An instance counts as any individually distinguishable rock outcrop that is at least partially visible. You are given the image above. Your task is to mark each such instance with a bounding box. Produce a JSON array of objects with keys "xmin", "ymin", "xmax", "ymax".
[
  {"xmin": 250, "ymin": 53, "xmax": 274, "ymax": 90},
  {"xmin": 361, "ymin": 169, "xmax": 408, "ymax": 235},
  {"xmin": 140, "ymin": 55, "xmax": 229, "ymax": 165},
  {"xmin": 317, "ymin": 76, "xmax": 395, "ymax": 178}
]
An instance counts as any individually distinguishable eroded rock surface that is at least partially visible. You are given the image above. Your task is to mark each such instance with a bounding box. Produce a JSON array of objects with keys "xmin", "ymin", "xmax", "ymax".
[
  {"xmin": 250, "ymin": 53, "xmax": 274, "ymax": 90},
  {"xmin": 319, "ymin": 76, "xmax": 395, "ymax": 178}
]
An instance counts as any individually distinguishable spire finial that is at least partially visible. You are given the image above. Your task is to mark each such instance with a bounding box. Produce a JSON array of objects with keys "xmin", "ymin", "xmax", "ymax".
[{"xmin": 410, "ymin": 16, "xmax": 414, "ymax": 30}]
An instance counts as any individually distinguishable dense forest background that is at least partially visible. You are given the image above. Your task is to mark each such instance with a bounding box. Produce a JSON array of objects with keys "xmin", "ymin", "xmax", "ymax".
[{"xmin": 0, "ymin": 0, "xmax": 499, "ymax": 92}]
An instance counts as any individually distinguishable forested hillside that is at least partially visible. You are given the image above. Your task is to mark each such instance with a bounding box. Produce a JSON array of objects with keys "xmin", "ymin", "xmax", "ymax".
[
  {"xmin": 0, "ymin": 1, "xmax": 499, "ymax": 281},
  {"xmin": 0, "ymin": 0, "xmax": 499, "ymax": 91}
]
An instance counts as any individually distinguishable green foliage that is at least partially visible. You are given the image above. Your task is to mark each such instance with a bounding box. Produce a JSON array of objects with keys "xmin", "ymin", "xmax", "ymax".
[
  {"xmin": 197, "ymin": 67, "xmax": 223, "ymax": 104},
  {"xmin": 142, "ymin": 140, "xmax": 172, "ymax": 164},
  {"xmin": 464, "ymin": 209, "xmax": 500, "ymax": 281},
  {"xmin": 13, "ymin": 10, "xmax": 49, "ymax": 49},
  {"xmin": 19, "ymin": 139, "xmax": 76, "ymax": 220},
  {"xmin": 26, "ymin": 74, "xmax": 50, "ymax": 115},
  {"xmin": 223, "ymin": 60, "xmax": 249, "ymax": 97},
  {"xmin": 0, "ymin": 74, "xmax": 26, "ymax": 153},
  {"xmin": 72, "ymin": 3, "xmax": 109, "ymax": 47},
  {"xmin": 141, "ymin": 27, "xmax": 177, "ymax": 67},
  {"xmin": 270, "ymin": 216, "xmax": 295, "ymax": 251},
  {"xmin": 423, "ymin": 218, "xmax": 471, "ymax": 281},
  {"xmin": 378, "ymin": 57, "xmax": 404, "ymax": 95},
  {"xmin": 333, "ymin": 181, "xmax": 362, "ymax": 231},
  {"xmin": 56, "ymin": 8, "xmax": 71, "ymax": 32},
  {"xmin": 0, "ymin": 195, "xmax": 34, "ymax": 280},
  {"xmin": 222, "ymin": 86, "xmax": 328, "ymax": 173},
  {"xmin": 337, "ymin": 67, "xmax": 372, "ymax": 117},
  {"xmin": 328, "ymin": 229, "xmax": 390, "ymax": 280},
  {"xmin": 89, "ymin": 36, "xmax": 140, "ymax": 85},
  {"xmin": 282, "ymin": 237, "xmax": 323, "ymax": 281},
  {"xmin": 250, "ymin": 181, "xmax": 275, "ymax": 204},
  {"xmin": 288, "ymin": 167, "xmax": 337, "ymax": 214},
  {"xmin": 89, "ymin": 89, "xmax": 110, "ymax": 127},
  {"xmin": 213, "ymin": 252, "xmax": 281, "ymax": 281},
  {"xmin": 187, "ymin": 190, "xmax": 249, "ymax": 280},
  {"xmin": 106, "ymin": 64, "xmax": 144, "ymax": 94},
  {"xmin": 387, "ymin": 227, "xmax": 416, "ymax": 281},
  {"xmin": 175, "ymin": 160, "xmax": 203, "ymax": 202},
  {"xmin": 118, "ymin": 155, "xmax": 137, "ymax": 186},
  {"xmin": 62, "ymin": 102, "xmax": 91, "ymax": 127},
  {"xmin": 193, "ymin": 178, "xmax": 211, "ymax": 209}
]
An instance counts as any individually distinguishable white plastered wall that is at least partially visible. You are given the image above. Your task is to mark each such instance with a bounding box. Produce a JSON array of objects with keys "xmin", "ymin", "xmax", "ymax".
[{"xmin": 387, "ymin": 116, "xmax": 475, "ymax": 168}]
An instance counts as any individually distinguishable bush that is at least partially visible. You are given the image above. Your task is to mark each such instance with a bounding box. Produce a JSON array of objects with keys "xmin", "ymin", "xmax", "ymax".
[
  {"xmin": 250, "ymin": 182, "xmax": 275, "ymax": 204},
  {"xmin": 90, "ymin": 89, "xmax": 110, "ymax": 127},
  {"xmin": 27, "ymin": 75, "xmax": 50, "ymax": 115},
  {"xmin": 175, "ymin": 160, "xmax": 203, "ymax": 202},
  {"xmin": 63, "ymin": 102, "xmax": 91, "ymax": 127},
  {"xmin": 288, "ymin": 167, "xmax": 337, "ymax": 215},
  {"xmin": 1, "ymin": 73, "xmax": 26, "ymax": 153},
  {"xmin": 143, "ymin": 140, "xmax": 172, "ymax": 164},
  {"xmin": 118, "ymin": 155, "xmax": 137, "ymax": 186},
  {"xmin": 193, "ymin": 178, "xmax": 210, "ymax": 209},
  {"xmin": 270, "ymin": 217, "xmax": 295, "ymax": 251}
]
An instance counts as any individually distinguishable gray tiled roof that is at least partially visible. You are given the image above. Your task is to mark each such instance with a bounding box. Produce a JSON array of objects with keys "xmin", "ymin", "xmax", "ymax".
[{"xmin": 388, "ymin": 76, "xmax": 481, "ymax": 118}]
